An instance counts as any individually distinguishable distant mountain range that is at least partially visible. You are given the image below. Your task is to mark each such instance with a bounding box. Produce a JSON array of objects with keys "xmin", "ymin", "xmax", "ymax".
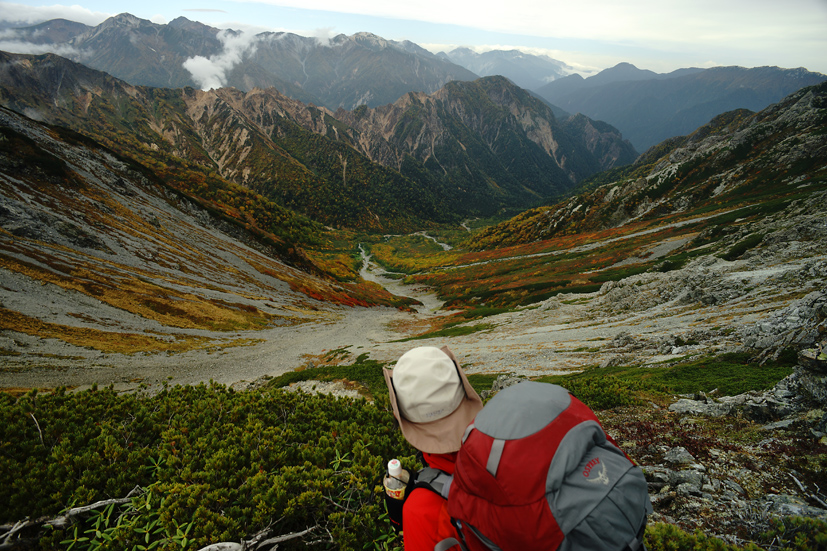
[
  {"xmin": 437, "ymin": 48, "xmax": 571, "ymax": 91},
  {"xmin": 4, "ymin": 13, "xmax": 824, "ymax": 156},
  {"xmin": 0, "ymin": 51, "xmax": 635, "ymax": 232},
  {"xmin": 3, "ymin": 13, "xmax": 478, "ymax": 110},
  {"xmin": 535, "ymin": 63, "xmax": 827, "ymax": 151}
]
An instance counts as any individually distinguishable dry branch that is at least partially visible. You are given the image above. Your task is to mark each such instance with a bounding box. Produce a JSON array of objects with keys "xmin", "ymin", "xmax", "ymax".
[
  {"xmin": 1, "ymin": 489, "xmax": 319, "ymax": 551},
  {"xmin": 0, "ymin": 488, "xmax": 140, "ymax": 549},
  {"xmin": 790, "ymin": 473, "xmax": 827, "ymax": 509},
  {"xmin": 195, "ymin": 525, "xmax": 318, "ymax": 551}
]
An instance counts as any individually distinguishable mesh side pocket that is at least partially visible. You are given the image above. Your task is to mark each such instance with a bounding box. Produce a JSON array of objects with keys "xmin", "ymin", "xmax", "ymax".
[{"xmin": 384, "ymin": 471, "xmax": 416, "ymax": 532}]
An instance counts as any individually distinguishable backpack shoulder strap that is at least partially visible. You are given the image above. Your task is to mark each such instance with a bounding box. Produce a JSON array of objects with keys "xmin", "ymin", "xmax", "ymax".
[
  {"xmin": 435, "ymin": 538, "xmax": 465, "ymax": 551},
  {"xmin": 415, "ymin": 469, "xmax": 467, "ymax": 551},
  {"xmin": 414, "ymin": 467, "xmax": 453, "ymax": 500}
]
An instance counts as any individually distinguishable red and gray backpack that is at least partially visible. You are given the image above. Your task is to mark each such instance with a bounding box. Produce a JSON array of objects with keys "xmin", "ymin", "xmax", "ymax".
[{"xmin": 415, "ymin": 381, "xmax": 652, "ymax": 551}]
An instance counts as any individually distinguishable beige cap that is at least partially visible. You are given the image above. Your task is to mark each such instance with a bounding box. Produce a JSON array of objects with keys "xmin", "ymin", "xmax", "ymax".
[{"xmin": 383, "ymin": 346, "xmax": 483, "ymax": 454}]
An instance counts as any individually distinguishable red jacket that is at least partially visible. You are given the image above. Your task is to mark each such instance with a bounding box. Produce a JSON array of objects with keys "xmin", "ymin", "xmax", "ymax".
[{"xmin": 403, "ymin": 452, "xmax": 462, "ymax": 551}]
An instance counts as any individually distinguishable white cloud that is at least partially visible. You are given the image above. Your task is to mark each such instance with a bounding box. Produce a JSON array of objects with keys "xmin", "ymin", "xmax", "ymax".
[
  {"xmin": 0, "ymin": 1, "xmax": 111, "ymax": 26},
  {"xmin": 0, "ymin": 35, "xmax": 86, "ymax": 58},
  {"xmin": 182, "ymin": 29, "xmax": 260, "ymax": 90},
  {"xmin": 312, "ymin": 27, "xmax": 335, "ymax": 47},
  {"xmin": 22, "ymin": 107, "xmax": 47, "ymax": 121}
]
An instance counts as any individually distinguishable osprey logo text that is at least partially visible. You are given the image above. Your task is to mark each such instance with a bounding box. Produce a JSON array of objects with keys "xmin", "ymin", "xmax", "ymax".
[{"xmin": 583, "ymin": 458, "xmax": 610, "ymax": 485}]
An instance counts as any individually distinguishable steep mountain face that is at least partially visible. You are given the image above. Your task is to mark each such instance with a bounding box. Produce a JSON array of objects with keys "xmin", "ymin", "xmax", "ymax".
[
  {"xmin": 0, "ymin": 52, "xmax": 634, "ymax": 229},
  {"xmin": 334, "ymin": 76, "xmax": 638, "ymax": 210},
  {"xmin": 559, "ymin": 114, "xmax": 640, "ymax": 174},
  {"xmin": 438, "ymin": 48, "xmax": 571, "ymax": 91},
  {"xmin": 244, "ymin": 31, "xmax": 480, "ymax": 110},
  {"xmin": 5, "ymin": 14, "xmax": 479, "ymax": 110},
  {"xmin": 470, "ymin": 81, "xmax": 827, "ymax": 250},
  {"xmin": 536, "ymin": 64, "xmax": 827, "ymax": 151}
]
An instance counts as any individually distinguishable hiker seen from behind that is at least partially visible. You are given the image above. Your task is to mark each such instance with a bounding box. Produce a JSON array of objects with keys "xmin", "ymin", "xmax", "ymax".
[
  {"xmin": 382, "ymin": 344, "xmax": 653, "ymax": 551},
  {"xmin": 383, "ymin": 345, "xmax": 482, "ymax": 550}
]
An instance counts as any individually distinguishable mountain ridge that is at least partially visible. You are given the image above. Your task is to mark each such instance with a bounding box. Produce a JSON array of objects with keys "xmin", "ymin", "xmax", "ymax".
[
  {"xmin": 4, "ymin": 13, "xmax": 480, "ymax": 110},
  {"xmin": 468, "ymin": 81, "xmax": 827, "ymax": 251},
  {"xmin": 0, "ymin": 50, "xmax": 636, "ymax": 231},
  {"xmin": 6, "ymin": 12, "xmax": 824, "ymax": 159},
  {"xmin": 438, "ymin": 47, "xmax": 572, "ymax": 91}
]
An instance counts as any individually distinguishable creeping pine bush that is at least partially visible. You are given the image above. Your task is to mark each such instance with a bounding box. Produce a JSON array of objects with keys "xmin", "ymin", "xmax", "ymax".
[
  {"xmin": 0, "ymin": 384, "xmax": 415, "ymax": 550},
  {"xmin": 645, "ymin": 523, "xmax": 761, "ymax": 551},
  {"xmin": 644, "ymin": 520, "xmax": 827, "ymax": 551},
  {"xmin": 533, "ymin": 374, "xmax": 640, "ymax": 410}
]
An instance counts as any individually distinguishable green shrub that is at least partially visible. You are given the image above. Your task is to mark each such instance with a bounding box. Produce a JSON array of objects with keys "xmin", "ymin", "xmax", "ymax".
[
  {"xmin": 0, "ymin": 384, "xmax": 412, "ymax": 550},
  {"xmin": 757, "ymin": 516, "xmax": 827, "ymax": 551},
  {"xmin": 644, "ymin": 522, "xmax": 762, "ymax": 551},
  {"xmin": 721, "ymin": 232, "xmax": 765, "ymax": 261},
  {"xmin": 266, "ymin": 354, "xmax": 390, "ymax": 399},
  {"xmin": 466, "ymin": 374, "xmax": 502, "ymax": 396},
  {"xmin": 644, "ymin": 518, "xmax": 827, "ymax": 551},
  {"xmin": 533, "ymin": 375, "xmax": 639, "ymax": 410},
  {"xmin": 654, "ymin": 352, "xmax": 794, "ymax": 396},
  {"xmin": 589, "ymin": 265, "xmax": 650, "ymax": 283},
  {"xmin": 395, "ymin": 323, "xmax": 495, "ymax": 342},
  {"xmin": 538, "ymin": 352, "xmax": 795, "ymax": 401}
]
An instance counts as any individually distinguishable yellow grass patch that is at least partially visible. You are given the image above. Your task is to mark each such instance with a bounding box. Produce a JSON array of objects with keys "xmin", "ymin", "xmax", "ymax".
[
  {"xmin": 387, "ymin": 315, "xmax": 446, "ymax": 335},
  {"xmin": 0, "ymin": 251, "xmax": 275, "ymax": 331},
  {"xmin": 0, "ymin": 307, "xmax": 214, "ymax": 354},
  {"xmin": 304, "ymin": 249, "xmax": 361, "ymax": 280}
]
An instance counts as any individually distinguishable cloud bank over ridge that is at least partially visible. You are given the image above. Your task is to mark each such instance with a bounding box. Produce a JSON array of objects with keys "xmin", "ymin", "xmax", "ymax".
[{"xmin": 182, "ymin": 30, "xmax": 260, "ymax": 90}]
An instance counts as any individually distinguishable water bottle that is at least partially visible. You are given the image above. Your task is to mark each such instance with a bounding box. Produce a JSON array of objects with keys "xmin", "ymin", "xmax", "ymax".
[{"xmin": 383, "ymin": 459, "xmax": 410, "ymax": 500}]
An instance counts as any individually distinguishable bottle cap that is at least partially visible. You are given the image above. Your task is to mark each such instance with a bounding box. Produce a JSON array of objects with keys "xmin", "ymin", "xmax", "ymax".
[{"xmin": 388, "ymin": 459, "xmax": 402, "ymax": 477}]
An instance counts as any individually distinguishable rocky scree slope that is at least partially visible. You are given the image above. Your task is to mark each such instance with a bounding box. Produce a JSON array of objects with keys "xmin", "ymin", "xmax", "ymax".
[
  {"xmin": 0, "ymin": 106, "xmax": 403, "ymax": 361},
  {"xmin": 487, "ymin": 225, "xmax": 827, "ymax": 542},
  {"xmin": 589, "ymin": 199, "xmax": 827, "ymax": 540}
]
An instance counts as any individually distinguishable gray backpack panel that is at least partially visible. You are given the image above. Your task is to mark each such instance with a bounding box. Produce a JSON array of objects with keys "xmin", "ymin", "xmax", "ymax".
[{"xmin": 474, "ymin": 381, "xmax": 571, "ymax": 438}]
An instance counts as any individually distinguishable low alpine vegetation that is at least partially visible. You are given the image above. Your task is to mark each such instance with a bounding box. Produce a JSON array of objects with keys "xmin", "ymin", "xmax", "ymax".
[{"xmin": 1, "ymin": 349, "xmax": 824, "ymax": 550}]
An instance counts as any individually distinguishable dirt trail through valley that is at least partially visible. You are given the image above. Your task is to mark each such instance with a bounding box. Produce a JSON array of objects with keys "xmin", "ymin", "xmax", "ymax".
[{"xmin": 1, "ymin": 244, "xmax": 821, "ymax": 394}]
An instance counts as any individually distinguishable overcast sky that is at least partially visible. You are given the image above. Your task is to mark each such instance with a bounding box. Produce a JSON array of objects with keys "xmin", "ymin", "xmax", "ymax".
[{"xmin": 1, "ymin": 0, "xmax": 825, "ymax": 75}]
